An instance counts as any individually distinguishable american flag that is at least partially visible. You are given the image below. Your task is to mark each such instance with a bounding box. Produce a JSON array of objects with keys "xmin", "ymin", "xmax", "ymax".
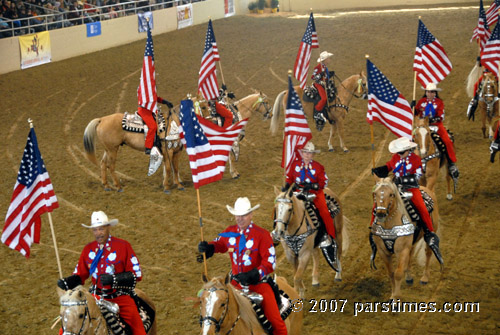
[
  {"xmin": 366, "ymin": 59, "xmax": 413, "ymax": 139},
  {"xmin": 198, "ymin": 19, "xmax": 220, "ymax": 101},
  {"xmin": 2, "ymin": 128, "xmax": 59, "ymax": 258},
  {"xmin": 486, "ymin": 0, "xmax": 500, "ymax": 26},
  {"xmin": 179, "ymin": 100, "xmax": 247, "ymax": 188},
  {"xmin": 294, "ymin": 13, "xmax": 319, "ymax": 89},
  {"xmin": 137, "ymin": 22, "xmax": 157, "ymax": 114},
  {"xmin": 471, "ymin": 0, "xmax": 491, "ymax": 51},
  {"xmin": 413, "ymin": 19, "xmax": 452, "ymax": 87},
  {"xmin": 282, "ymin": 76, "xmax": 312, "ymax": 173},
  {"xmin": 481, "ymin": 17, "xmax": 500, "ymax": 77}
]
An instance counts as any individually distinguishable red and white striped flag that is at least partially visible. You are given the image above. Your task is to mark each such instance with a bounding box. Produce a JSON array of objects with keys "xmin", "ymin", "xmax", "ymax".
[
  {"xmin": 198, "ymin": 19, "xmax": 220, "ymax": 101},
  {"xmin": 137, "ymin": 22, "xmax": 158, "ymax": 114},
  {"xmin": 471, "ymin": 0, "xmax": 492, "ymax": 52},
  {"xmin": 481, "ymin": 17, "xmax": 500, "ymax": 77},
  {"xmin": 413, "ymin": 19, "xmax": 452, "ymax": 87},
  {"xmin": 486, "ymin": 0, "xmax": 500, "ymax": 26},
  {"xmin": 282, "ymin": 77, "xmax": 312, "ymax": 173},
  {"xmin": 179, "ymin": 100, "xmax": 247, "ymax": 188},
  {"xmin": 366, "ymin": 59, "xmax": 413, "ymax": 139},
  {"xmin": 2, "ymin": 128, "xmax": 59, "ymax": 258},
  {"xmin": 294, "ymin": 13, "xmax": 319, "ymax": 89}
]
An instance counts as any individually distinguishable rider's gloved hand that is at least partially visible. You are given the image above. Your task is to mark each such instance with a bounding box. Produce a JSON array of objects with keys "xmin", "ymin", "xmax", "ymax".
[
  {"xmin": 221, "ymin": 84, "xmax": 227, "ymax": 91},
  {"xmin": 57, "ymin": 275, "xmax": 82, "ymax": 291},
  {"xmin": 227, "ymin": 92, "xmax": 236, "ymax": 99},
  {"xmin": 198, "ymin": 241, "xmax": 215, "ymax": 258},
  {"xmin": 99, "ymin": 274, "xmax": 114, "ymax": 286},
  {"xmin": 233, "ymin": 268, "xmax": 260, "ymax": 286},
  {"xmin": 372, "ymin": 165, "xmax": 389, "ymax": 178}
]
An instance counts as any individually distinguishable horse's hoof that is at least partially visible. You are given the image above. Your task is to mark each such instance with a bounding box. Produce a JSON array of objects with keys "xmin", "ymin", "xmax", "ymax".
[
  {"xmin": 329, "ymin": 148, "xmax": 334, "ymax": 152},
  {"xmin": 178, "ymin": 187, "xmax": 185, "ymax": 191},
  {"xmin": 343, "ymin": 148, "xmax": 349, "ymax": 153},
  {"xmin": 232, "ymin": 174, "xmax": 240, "ymax": 180},
  {"xmin": 419, "ymin": 280, "xmax": 428, "ymax": 285},
  {"xmin": 406, "ymin": 278, "xmax": 414, "ymax": 285},
  {"xmin": 104, "ymin": 187, "xmax": 112, "ymax": 192},
  {"xmin": 117, "ymin": 188, "xmax": 123, "ymax": 193},
  {"xmin": 334, "ymin": 278, "xmax": 342, "ymax": 282},
  {"xmin": 164, "ymin": 190, "xmax": 171, "ymax": 195},
  {"xmin": 446, "ymin": 194, "xmax": 453, "ymax": 200},
  {"xmin": 312, "ymin": 283, "xmax": 320, "ymax": 287}
]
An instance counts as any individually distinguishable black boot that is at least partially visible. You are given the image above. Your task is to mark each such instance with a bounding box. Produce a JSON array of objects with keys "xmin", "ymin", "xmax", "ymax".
[
  {"xmin": 368, "ymin": 231, "xmax": 377, "ymax": 270},
  {"xmin": 490, "ymin": 140, "xmax": 500, "ymax": 163},
  {"xmin": 424, "ymin": 230, "xmax": 444, "ymax": 267},
  {"xmin": 313, "ymin": 109, "xmax": 326, "ymax": 131},
  {"xmin": 145, "ymin": 147, "xmax": 151, "ymax": 155},
  {"xmin": 467, "ymin": 97, "xmax": 478, "ymax": 121},
  {"xmin": 448, "ymin": 162, "xmax": 459, "ymax": 180}
]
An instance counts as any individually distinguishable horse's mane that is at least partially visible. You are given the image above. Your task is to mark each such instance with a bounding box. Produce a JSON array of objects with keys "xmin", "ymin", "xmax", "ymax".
[{"xmin": 466, "ymin": 63, "xmax": 483, "ymax": 98}]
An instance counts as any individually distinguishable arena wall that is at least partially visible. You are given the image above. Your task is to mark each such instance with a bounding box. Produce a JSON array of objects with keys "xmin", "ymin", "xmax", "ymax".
[{"xmin": 0, "ymin": 0, "xmax": 475, "ymax": 74}]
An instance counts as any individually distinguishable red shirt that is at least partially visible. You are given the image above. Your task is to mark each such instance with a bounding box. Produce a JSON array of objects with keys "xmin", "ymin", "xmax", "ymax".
[
  {"xmin": 73, "ymin": 236, "xmax": 142, "ymax": 291},
  {"xmin": 415, "ymin": 97, "xmax": 444, "ymax": 124},
  {"xmin": 386, "ymin": 152, "xmax": 423, "ymax": 181},
  {"xmin": 211, "ymin": 223, "xmax": 276, "ymax": 280},
  {"xmin": 311, "ymin": 63, "xmax": 328, "ymax": 83},
  {"xmin": 286, "ymin": 159, "xmax": 328, "ymax": 195}
]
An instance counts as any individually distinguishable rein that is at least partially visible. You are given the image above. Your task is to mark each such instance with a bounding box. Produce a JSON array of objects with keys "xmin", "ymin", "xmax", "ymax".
[
  {"xmin": 334, "ymin": 74, "xmax": 367, "ymax": 100},
  {"xmin": 200, "ymin": 286, "xmax": 240, "ymax": 335}
]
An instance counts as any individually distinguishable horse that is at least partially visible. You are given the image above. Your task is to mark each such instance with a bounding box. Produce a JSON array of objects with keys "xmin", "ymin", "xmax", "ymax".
[
  {"xmin": 371, "ymin": 177, "xmax": 440, "ymax": 299},
  {"xmin": 83, "ymin": 107, "xmax": 184, "ymax": 194},
  {"xmin": 413, "ymin": 117, "xmax": 453, "ymax": 200},
  {"xmin": 199, "ymin": 274, "xmax": 303, "ymax": 335},
  {"xmin": 466, "ymin": 68, "xmax": 500, "ymax": 138},
  {"xmin": 57, "ymin": 285, "xmax": 157, "ymax": 335},
  {"xmin": 192, "ymin": 91, "xmax": 272, "ymax": 179},
  {"xmin": 270, "ymin": 72, "xmax": 368, "ymax": 152},
  {"xmin": 273, "ymin": 186, "xmax": 344, "ymax": 298}
]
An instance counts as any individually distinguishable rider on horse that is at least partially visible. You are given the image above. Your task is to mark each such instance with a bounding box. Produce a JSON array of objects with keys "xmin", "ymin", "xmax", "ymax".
[
  {"xmin": 312, "ymin": 51, "xmax": 335, "ymax": 127},
  {"xmin": 57, "ymin": 211, "xmax": 146, "ymax": 335},
  {"xmin": 372, "ymin": 137, "xmax": 443, "ymax": 265},
  {"xmin": 283, "ymin": 141, "xmax": 338, "ymax": 264},
  {"xmin": 467, "ymin": 60, "xmax": 497, "ymax": 119},
  {"xmin": 209, "ymin": 84, "xmax": 236, "ymax": 128},
  {"xmin": 414, "ymin": 83, "xmax": 459, "ymax": 181},
  {"xmin": 198, "ymin": 197, "xmax": 287, "ymax": 335}
]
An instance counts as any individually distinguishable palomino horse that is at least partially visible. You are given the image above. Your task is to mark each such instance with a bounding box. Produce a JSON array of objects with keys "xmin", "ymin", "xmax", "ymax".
[
  {"xmin": 371, "ymin": 178, "xmax": 440, "ymax": 299},
  {"xmin": 192, "ymin": 91, "xmax": 272, "ymax": 179},
  {"xmin": 57, "ymin": 285, "xmax": 157, "ymax": 335},
  {"xmin": 83, "ymin": 108, "xmax": 184, "ymax": 193},
  {"xmin": 273, "ymin": 186, "xmax": 344, "ymax": 298},
  {"xmin": 199, "ymin": 274, "xmax": 303, "ymax": 335},
  {"xmin": 270, "ymin": 72, "xmax": 368, "ymax": 152},
  {"xmin": 467, "ymin": 69, "xmax": 499, "ymax": 138},
  {"xmin": 413, "ymin": 117, "xmax": 453, "ymax": 200}
]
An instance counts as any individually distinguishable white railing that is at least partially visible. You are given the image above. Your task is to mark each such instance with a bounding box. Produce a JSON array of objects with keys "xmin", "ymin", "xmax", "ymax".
[{"xmin": 0, "ymin": 0, "xmax": 201, "ymax": 38}]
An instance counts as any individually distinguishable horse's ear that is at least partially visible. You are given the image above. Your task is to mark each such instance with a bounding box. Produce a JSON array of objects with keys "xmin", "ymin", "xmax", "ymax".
[
  {"xmin": 287, "ymin": 183, "xmax": 295, "ymax": 198},
  {"xmin": 224, "ymin": 272, "xmax": 231, "ymax": 284},
  {"xmin": 202, "ymin": 273, "xmax": 208, "ymax": 283}
]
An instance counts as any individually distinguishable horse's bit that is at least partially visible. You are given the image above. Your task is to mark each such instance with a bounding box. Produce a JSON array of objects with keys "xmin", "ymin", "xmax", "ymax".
[{"xmin": 200, "ymin": 286, "xmax": 240, "ymax": 335}]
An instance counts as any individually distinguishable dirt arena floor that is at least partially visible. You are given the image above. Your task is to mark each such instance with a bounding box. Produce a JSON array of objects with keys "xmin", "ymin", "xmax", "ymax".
[{"xmin": 1, "ymin": 3, "xmax": 500, "ymax": 334}]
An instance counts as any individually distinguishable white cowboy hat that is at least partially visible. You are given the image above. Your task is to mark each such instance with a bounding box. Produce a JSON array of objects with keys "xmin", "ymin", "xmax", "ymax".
[
  {"xmin": 388, "ymin": 137, "xmax": 418, "ymax": 154},
  {"xmin": 421, "ymin": 83, "xmax": 442, "ymax": 92},
  {"xmin": 226, "ymin": 197, "xmax": 260, "ymax": 216},
  {"xmin": 300, "ymin": 141, "xmax": 320, "ymax": 153},
  {"xmin": 317, "ymin": 51, "xmax": 334, "ymax": 63},
  {"xmin": 82, "ymin": 211, "xmax": 119, "ymax": 228}
]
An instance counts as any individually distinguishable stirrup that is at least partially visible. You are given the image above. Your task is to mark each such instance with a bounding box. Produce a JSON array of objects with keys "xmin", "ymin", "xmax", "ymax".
[
  {"xmin": 466, "ymin": 99, "xmax": 477, "ymax": 121},
  {"xmin": 424, "ymin": 231, "xmax": 444, "ymax": 267},
  {"xmin": 147, "ymin": 146, "xmax": 163, "ymax": 176}
]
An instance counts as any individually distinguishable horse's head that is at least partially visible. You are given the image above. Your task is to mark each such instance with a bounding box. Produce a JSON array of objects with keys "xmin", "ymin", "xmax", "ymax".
[
  {"xmin": 253, "ymin": 91, "xmax": 272, "ymax": 120},
  {"xmin": 373, "ymin": 178, "xmax": 400, "ymax": 224},
  {"xmin": 413, "ymin": 118, "xmax": 432, "ymax": 158},
  {"xmin": 273, "ymin": 185, "xmax": 295, "ymax": 238},
  {"xmin": 199, "ymin": 276, "xmax": 231, "ymax": 335},
  {"xmin": 481, "ymin": 72, "xmax": 498, "ymax": 105},
  {"xmin": 59, "ymin": 286, "xmax": 94, "ymax": 335},
  {"xmin": 358, "ymin": 71, "xmax": 368, "ymax": 100}
]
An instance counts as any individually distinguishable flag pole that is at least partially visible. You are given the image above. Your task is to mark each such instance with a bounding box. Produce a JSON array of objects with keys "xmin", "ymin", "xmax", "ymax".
[
  {"xmin": 197, "ymin": 188, "xmax": 209, "ymax": 278},
  {"xmin": 366, "ymin": 55, "xmax": 376, "ymax": 168},
  {"xmin": 27, "ymin": 118, "xmax": 63, "ymax": 278},
  {"xmin": 412, "ymin": 16, "xmax": 421, "ymax": 114},
  {"xmin": 284, "ymin": 70, "xmax": 293, "ymax": 178}
]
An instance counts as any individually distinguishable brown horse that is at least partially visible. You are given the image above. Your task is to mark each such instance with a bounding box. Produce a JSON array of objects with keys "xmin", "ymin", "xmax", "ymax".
[
  {"xmin": 199, "ymin": 274, "xmax": 303, "ymax": 335},
  {"xmin": 413, "ymin": 117, "xmax": 453, "ymax": 200},
  {"xmin": 83, "ymin": 108, "xmax": 184, "ymax": 193},
  {"xmin": 273, "ymin": 186, "xmax": 344, "ymax": 298},
  {"xmin": 57, "ymin": 285, "xmax": 157, "ymax": 335},
  {"xmin": 371, "ymin": 178, "xmax": 440, "ymax": 299},
  {"xmin": 192, "ymin": 91, "xmax": 272, "ymax": 179},
  {"xmin": 270, "ymin": 73, "xmax": 367, "ymax": 152}
]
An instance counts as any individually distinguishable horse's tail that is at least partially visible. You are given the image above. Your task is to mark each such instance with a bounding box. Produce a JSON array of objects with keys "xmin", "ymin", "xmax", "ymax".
[
  {"xmin": 270, "ymin": 90, "xmax": 286, "ymax": 134},
  {"xmin": 83, "ymin": 118, "xmax": 101, "ymax": 166},
  {"xmin": 466, "ymin": 62, "xmax": 482, "ymax": 98}
]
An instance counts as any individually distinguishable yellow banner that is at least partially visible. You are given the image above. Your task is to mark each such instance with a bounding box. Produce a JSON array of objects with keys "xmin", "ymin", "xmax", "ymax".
[{"xmin": 19, "ymin": 31, "xmax": 52, "ymax": 70}]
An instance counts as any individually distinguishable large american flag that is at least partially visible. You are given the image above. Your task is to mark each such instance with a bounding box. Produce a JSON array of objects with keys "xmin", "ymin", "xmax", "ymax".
[
  {"xmin": 471, "ymin": 0, "xmax": 491, "ymax": 51},
  {"xmin": 481, "ymin": 17, "xmax": 500, "ymax": 77},
  {"xmin": 2, "ymin": 128, "xmax": 59, "ymax": 258},
  {"xmin": 282, "ymin": 77, "xmax": 312, "ymax": 173},
  {"xmin": 486, "ymin": 0, "xmax": 500, "ymax": 26},
  {"xmin": 179, "ymin": 100, "xmax": 247, "ymax": 188},
  {"xmin": 294, "ymin": 13, "xmax": 319, "ymax": 89},
  {"xmin": 198, "ymin": 19, "xmax": 220, "ymax": 101},
  {"xmin": 366, "ymin": 59, "xmax": 413, "ymax": 139},
  {"xmin": 137, "ymin": 22, "xmax": 157, "ymax": 114},
  {"xmin": 413, "ymin": 19, "xmax": 452, "ymax": 87}
]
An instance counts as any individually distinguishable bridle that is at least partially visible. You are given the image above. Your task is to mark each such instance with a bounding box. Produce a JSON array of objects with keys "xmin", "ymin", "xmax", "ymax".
[
  {"xmin": 414, "ymin": 124, "xmax": 440, "ymax": 173},
  {"xmin": 60, "ymin": 300, "xmax": 93, "ymax": 335},
  {"xmin": 199, "ymin": 286, "xmax": 240, "ymax": 335},
  {"xmin": 274, "ymin": 197, "xmax": 307, "ymax": 237},
  {"xmin": 373, "ymin": 184, "xmax": 396, "ymax": 223},
  {"xmin": 251, "ymin": 93, "xmax": 272, "ymax": 119},
  {"xmin": 479, "ymin": 75, "xmax": 499, "ymax": 118},
  {"xmin": 335, "ymin": 74, "xmax": 368, "ymax": 100}
]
